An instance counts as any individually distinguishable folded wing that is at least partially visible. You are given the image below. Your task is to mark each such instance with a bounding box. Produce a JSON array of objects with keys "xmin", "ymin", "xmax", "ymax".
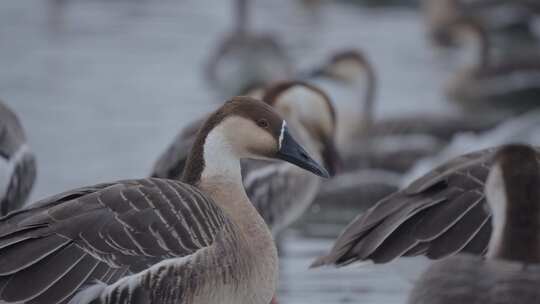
[
  {"xmin": 313, "ymin": 147, "xmax": 517, "ymax": 266},
  {"xmin": 0, "ymin": 178, "xmax": 230, "ymax": 304}
]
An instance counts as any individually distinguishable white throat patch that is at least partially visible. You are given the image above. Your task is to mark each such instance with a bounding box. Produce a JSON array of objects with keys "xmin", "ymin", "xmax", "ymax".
[
  {"xmin": 485, "ymin": 164, "xmax": 508, "ymax": 258},
  {"xmin": 278, "ymin": 121, "xmax": 287, "ymax": 150}
]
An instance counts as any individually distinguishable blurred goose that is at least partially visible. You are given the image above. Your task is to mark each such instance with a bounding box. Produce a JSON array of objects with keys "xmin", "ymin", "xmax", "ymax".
[
  {"xmin": 307, "ymin": 49, "xmax": 498, "ymax": 172},
  {"xmin": 407, "ymin": 144, "xmax": 540, "ymax": 304},
  {"xmin": 445, "ymin": 19, "xmax": 540, "ymax": 113},
  {"xmin": 0, "ymin": 100, "xmax": 36, "ymax": 215},
  {"xmin": 422, "ymin": 0, "xmax": 538, "ymax": 48},
  {"xmin": 153, "ymin": 81, "xmax": 340, "ymax": 236},
  {"xmin": 404, "ymin": 108, "xmax": 540, "ymax": 184},
  {"xmin": 0, "ymin": 97, "xmax": 328, "ymax": 304},
  {"xmin": 205, "ymin": 0, "xmax": 292, "ymax": 98},
  {"xmin": 306, "ymin": 50, "xmax": 376, "ymax": 149},
  {"xmin": 312, "ymin": 143, "xmax": 540, "ymax": 267}
]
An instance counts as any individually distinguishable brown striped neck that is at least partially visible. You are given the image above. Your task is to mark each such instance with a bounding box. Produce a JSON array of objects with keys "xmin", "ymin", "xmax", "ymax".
[
  {"xmin": 486, "ymin": 145, "xmax": 540, "ymax": 263},
  {"xmin": 181, "ymin": 114, "xmax": 223, "ymax": 186}
]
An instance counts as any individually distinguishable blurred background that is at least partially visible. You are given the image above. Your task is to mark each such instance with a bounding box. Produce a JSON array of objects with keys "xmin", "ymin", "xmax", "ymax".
[{"xmin": 1, "ymin": 0, "xmax": 539, "ymax": 303}]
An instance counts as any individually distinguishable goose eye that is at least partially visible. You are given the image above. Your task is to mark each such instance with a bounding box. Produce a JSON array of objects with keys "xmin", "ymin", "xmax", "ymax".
[{"xmin": 256, "ymin": 119, "xmax": 269, "ymax": 128}]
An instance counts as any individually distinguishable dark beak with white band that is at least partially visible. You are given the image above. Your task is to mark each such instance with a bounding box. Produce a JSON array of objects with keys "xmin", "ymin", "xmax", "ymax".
[{"xmin": 276, "ymin": 123, "xmax": 330, "ymax": 178}]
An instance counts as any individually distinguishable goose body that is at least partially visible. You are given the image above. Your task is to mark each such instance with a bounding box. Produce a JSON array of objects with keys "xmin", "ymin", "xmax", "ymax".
[
  {"xmin": 0, "ymin": 97, "xmax": 327, "ymax": 304},
  {"xmin": 407, "ymin": 144, "xmax": 540, "ymax": 304},
  {"xmin": 153, "ymin": 82, "xmax": 339, "ymax": 236},
  {"xmin": 444, "ymin": 20, "xmax": 540, "ymax": 113},
  {"xmin": 205, "ymin": 0, "xmax": 292, "ymax": 98},
  {"xmin": 404, "ymin": 108, "xmax": 540, "ymax": 184},
  {"xmin": 312, "ymin": 143, "xmax": 540, "ymax": 266},
  {"xmin": 408, "ymin": 255, "xmax": 540, "ymax": 304},
  {"xmin": 0, "ymin": 101, "xmax": 36, "ymax": 215},
  {"xmin": 448, "ymin": 62, "xmax": 540, "ymax": 113},
  {"xmin": 422, "ymin": 0, "xmax": 537, "ymax": 47}
]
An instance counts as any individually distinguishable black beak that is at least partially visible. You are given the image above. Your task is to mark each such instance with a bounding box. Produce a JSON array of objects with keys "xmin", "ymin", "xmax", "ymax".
[
  {"xmin": 321, "ymin": 137, "xmax": 342, "ymax": 177},
  {"xmin": 277, "ymin": 127, "xmax": 330, "ymax": 178}
]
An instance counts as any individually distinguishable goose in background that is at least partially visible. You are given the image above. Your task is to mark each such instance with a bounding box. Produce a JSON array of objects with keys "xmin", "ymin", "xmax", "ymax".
[
  {"xmin": 311, "ymin": 142, "xmax": 540, "ymax": 267},
  {"xmin": 0, "ymin": 100, "xmax": 36, "ymax": 215},
  {"xmin": 205, "ymin": 0, "xmax": 293, "ymax": 99},
  {"xmin": 407, "ymin": 144, "xmax": 540, "ymax": 304},
  {"xmin": 306, "ymin": 49, "xmax": 499, "ymax": 173},
  {"xmin": 444, "ymin": 19, "xmax": 540, "ymax": 114},
  {"xmin": 153, "ymin": 81, "xmax": 340, "ymax": 237},
  {"xmin": 404, "ymin": 108, "xmax": 540, "ymax": 184},
  {"xmin": 0, "ymin": 97, "xmax": 327, "ymax": 304},
  {"xmin": 305, "ymin": 49, "xmax": 497, "ymax": 217},
  {"xmin": 421, "ymin": 0, "xmax": 539, "ymax": 48}
]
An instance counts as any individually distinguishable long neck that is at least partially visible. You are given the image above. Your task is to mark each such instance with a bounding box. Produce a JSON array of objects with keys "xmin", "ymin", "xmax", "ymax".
[
  {"xmin": 359, "ymin": 62, "xmax": 376, "ymax": 137},
  {"xmin": 234, "ymin": 0, "xmax": 249, "ymax": 36},
  {"xmin": 183, "ymin": 125, "xmax": 244, "ymax": 209},
  {"xmin": 487, "ymin": 166, "xmax": 540, "ymax": 263}
]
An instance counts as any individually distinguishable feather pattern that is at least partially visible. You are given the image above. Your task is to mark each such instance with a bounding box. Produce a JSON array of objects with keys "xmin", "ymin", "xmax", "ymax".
[
  {"xmin": 0, "ymin": 178, "xmax": 233, "ymax": 303},
  {"xmin": 313, "ymin": 146, "xmax": 540, "ymax": 266}
]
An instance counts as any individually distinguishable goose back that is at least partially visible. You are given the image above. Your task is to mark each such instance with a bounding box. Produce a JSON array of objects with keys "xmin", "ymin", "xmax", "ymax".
[{"xmin": 448, "ymin": 61, "xmax": 540, "ymax": 113}]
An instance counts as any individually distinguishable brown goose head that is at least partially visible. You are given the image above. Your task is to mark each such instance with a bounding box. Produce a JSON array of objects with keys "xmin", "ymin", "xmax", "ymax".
[
  {"xmin": 183, "ymin": 96, "xmax": 329, "ymax": 185},
  {"xmin": 309, "ymin": 49, "xmax": 373, "ymax": 84},
  {"xmin": 485, "ymin": 144, "xmax": 540, "ymax": 263},
  {"xmin": 263, "ymin": 81, "xmax": 342, "ymax": 176}
]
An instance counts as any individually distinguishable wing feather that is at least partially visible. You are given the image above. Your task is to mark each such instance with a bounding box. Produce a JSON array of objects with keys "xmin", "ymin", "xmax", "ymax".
[
  {"xmin": 0, "ymin": 178, "xmax": 231, "ymax": 303},
  {"xmin": 413, "ymin": 191, "xmax": 484, "ymax": 241},
  {"xmin": 0, "ymin": 235, "xmax": 70, "ymax": 275},
  {"xmin": 1, "ymin": 243, "xmax": 85, "ymax": 302},
  {"xmin": 27, "ymin": 254, "xmax": 100, "ymax": 304},
  {"xmin": 313, "ymin": 147, "xmax": 510, "ymax": 266}
]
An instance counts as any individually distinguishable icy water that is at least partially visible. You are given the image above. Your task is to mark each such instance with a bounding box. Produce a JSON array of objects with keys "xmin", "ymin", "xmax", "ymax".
[{"xmin": 0, "ymin": 0, "xmax": 454, "ymax": 303}]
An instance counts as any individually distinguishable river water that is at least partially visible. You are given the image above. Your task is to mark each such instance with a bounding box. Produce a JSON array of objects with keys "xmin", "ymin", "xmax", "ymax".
[{"xmin": 0, "ymin": 0, "xmax": 455, "ymax": 303}]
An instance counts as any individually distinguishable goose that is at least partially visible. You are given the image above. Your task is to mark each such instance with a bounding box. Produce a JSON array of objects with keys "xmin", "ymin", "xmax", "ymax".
[
  {"xmin": 305, "ymin": 50, "xmax": 481, "ymax": 214},
  {"xmin": 311, "ymin": 142, "xmax": 540, "ymax": 267},
  {"xmin": 407, "ymin": 144, "xmax": 540, "ymax": 304},
  {"xmin": 153, "ymin": 81, "xmax": 340, "ymax": 237},
  {"xmin": 0, "ymin": 100, "xmax": 36, "ymax": 215},
  {"xmin": 307, "ymin": 49, "xmax": 498, "ymax": 172},
  {"xmin": 0, "ymin": 97, "xmax": 328, "ymax": 304},
  {"xmin": 421, "ymin": 0, "xmax": 537, "ymax": 48},
  {"xmin": 403, "ymin": 107, "xmax": 540, "ymax": 184},
  {"xmin": 205, "ymin": 0, "xmax": 292, "ymax": 98},
  {"xmin": 444, "ymin": 19, "xmax": 540, "ymax": 113}
]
